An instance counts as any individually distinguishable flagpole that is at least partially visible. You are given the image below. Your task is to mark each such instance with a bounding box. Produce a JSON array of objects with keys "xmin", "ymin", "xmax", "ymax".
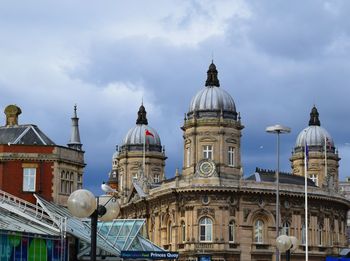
[
  {"xmin": 324, "ymin": 136, "xmax": 327, "ymax": 186},
  {"xmin": 143, "ymin": 129, "xmax": 146, "ymax": 178},
  {"xmin": 304, "ymin": 143, "xmax": 308, "ymax": 261}
]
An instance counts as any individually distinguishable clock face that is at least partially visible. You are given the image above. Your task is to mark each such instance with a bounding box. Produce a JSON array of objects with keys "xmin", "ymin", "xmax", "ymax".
[{"xmin": 198, "ymin": 160, "xmax": 216, "ymax": 177}]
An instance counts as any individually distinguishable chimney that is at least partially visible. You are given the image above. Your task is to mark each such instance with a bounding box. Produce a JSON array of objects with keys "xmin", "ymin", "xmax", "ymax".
[{"xmin": 4, "ymin": 105, "xmax": 21, "ymax": 127}]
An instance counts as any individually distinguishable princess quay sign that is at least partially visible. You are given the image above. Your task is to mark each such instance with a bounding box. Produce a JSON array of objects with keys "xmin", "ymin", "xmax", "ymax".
[{"xmin": 120, "ymin": 251, "xmax": 179, "ymax": 260}]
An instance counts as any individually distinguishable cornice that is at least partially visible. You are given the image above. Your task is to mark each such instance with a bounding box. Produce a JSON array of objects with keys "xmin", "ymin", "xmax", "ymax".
[
  {"xmin": 121, "ymin": 179, "xmax": 350, "ymax": 209},
  {"xmin": 0, "ymin": 151, "xmax": 85, "ymax": 166},
  {"xmin": 183, "ymin": 118, "xmax": 242, "ymax": 129}
]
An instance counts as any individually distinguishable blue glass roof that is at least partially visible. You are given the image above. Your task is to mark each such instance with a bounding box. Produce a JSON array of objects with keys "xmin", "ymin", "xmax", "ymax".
[{"xmin": 98, "ymin": 219, "xmax": 163, "ymax": 252}]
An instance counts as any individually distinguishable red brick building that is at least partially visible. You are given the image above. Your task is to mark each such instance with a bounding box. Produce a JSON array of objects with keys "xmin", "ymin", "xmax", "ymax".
[{"xmin": 0, "ymin": 104, "xmax": 85, "ymax": 205}]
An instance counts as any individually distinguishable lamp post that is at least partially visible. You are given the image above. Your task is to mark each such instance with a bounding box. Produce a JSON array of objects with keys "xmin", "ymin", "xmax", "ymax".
[
  {"xmin": 266, "ymin": 124, "xmax": 291, "ymax": 261},
  {"xmin": 67, "ymin": 185, "xmax": 120, "ymax": 261},
  {"xmin": 276, "ymin": 235, "xmax": 299, "ymax": 261}
]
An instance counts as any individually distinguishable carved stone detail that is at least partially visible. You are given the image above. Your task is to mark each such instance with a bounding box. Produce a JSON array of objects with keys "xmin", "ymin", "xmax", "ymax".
[
  {"xmin": 197, "ymin": 208, "xmax": 215, "ymax": 218},
  {"xmin": 243, "ymin": 209, "xmax": 251, "ymax": 222}
]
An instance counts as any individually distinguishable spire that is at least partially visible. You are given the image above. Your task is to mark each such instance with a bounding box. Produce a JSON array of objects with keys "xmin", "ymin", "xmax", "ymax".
[
  {"xmin": 136, "ymin": 104, "xmax": 148, "ymax": 125},
  {"xmin": 308, "ymin": 105, "xmax": 321, "ymax": 126},
  {"xmin": 205, "ymin": 60, "xmax": 220, "ymax": 87},
  {"xmin": 67, "ymin": 105, "xmax": 83, "ymax": 150}
]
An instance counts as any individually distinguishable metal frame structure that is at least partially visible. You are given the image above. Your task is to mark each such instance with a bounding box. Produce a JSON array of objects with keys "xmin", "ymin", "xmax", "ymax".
[{"xmin": 0, "ymin": 189, "xmax": 164, "ymax": 260}]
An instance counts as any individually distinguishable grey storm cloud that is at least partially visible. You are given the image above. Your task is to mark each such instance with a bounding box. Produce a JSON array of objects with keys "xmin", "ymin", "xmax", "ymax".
[{"xmin": 0, "ymin": 0, "xmax": 350, "ymax": 194}]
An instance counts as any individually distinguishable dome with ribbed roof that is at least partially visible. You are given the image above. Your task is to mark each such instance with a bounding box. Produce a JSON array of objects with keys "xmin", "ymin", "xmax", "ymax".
[
  {"xmin": 123, "ymin": 125, "xmax": 161, "ymax": 146},
  {"xmin": 188, "ymin": 62, "xmax": 237, "ymax": 120},
  {"xmin": 294, "ymin": 106, "xmax": 335, "ymax": 152},
  {"xmin": 121, "ymin": 104, "xmax": 162, "ymax": 152}
]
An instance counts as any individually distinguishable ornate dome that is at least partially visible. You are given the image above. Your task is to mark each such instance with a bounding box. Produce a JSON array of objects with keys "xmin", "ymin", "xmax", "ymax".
[
  {"xmin": 295, "ymin": 106, "xmax": 335, "ymax": 152},
  {"xmin": 123, "ymin": 125, "xmax": 161, "ymax": 146},
  {"xmin": 188, "ymin": 62, "xmax": 237, "ymax": 120},
  {"xmin": 121, "ymin": 104, "xmax": 162, "ymax": 152}
]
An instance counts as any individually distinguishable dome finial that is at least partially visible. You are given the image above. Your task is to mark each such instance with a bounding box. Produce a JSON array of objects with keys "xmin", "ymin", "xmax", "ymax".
[
  {"xmin": 205, "ymin": 61, "xmax": 220, "ymax": 87},
  {"xmin": 309, "ymin": 105, "xmax": 321, "ymax": 126},
  {"xmin": 136, "ymin": 104, "xmax": 148, "ymax": 125}
]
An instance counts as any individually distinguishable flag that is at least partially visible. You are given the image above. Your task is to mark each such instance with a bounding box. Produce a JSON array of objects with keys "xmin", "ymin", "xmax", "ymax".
[{"xmin": 145, "ymin": 129, "xmax": 154, "ymax": 137}]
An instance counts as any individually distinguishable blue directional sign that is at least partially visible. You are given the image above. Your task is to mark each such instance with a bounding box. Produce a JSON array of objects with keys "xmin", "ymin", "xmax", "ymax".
[{"xmin": 198, "ymin": 255, "xmax": 211, "ymax": 261}]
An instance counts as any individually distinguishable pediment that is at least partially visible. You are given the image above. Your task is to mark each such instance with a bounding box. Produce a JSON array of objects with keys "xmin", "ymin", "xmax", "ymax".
[
  {"xmin": 226, "ymin": 138, "xmax": 237, "ymax": 144},
  {"xmin": 199, "ymin": 137, "xmax": 217, "ymax": 142}
]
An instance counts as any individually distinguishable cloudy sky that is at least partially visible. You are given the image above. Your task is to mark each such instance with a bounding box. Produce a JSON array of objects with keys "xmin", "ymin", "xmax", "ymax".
[{"xmin": 1, "ymin": 0, "xmax": 350, "ymax": 194}]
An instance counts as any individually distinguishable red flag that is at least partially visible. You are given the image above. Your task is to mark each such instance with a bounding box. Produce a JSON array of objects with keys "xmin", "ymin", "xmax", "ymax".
[{"xmin": 145, "ymin": 129, "xmax": 154, "ymax": 137}]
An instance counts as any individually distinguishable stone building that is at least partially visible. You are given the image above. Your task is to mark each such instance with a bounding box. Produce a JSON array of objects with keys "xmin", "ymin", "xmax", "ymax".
[
  {"xmin": 108, "ymin": 62, "xmax": 349, "ymax": 261},
  {"xmin": 0, "ymin": 104, "xmax": 85, "ymax": 205}
]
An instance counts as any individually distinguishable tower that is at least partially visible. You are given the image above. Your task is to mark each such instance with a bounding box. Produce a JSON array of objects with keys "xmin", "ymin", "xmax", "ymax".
[
  {"xmin": 116, "ymin": 104, "xmax": 166, "ymax": 201},
  {"xmin": 181, "ymin": 62, "xmax": 244, "ymax": 183},
  {"xmin": 290, "ymin": 106, "xmax": 340, "ymax": 189}
]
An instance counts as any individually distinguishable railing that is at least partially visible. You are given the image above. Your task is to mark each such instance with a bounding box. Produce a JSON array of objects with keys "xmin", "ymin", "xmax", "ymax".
[{"xmin": 0, "ymin": 189, "xmax": 61, "ymax": 231}]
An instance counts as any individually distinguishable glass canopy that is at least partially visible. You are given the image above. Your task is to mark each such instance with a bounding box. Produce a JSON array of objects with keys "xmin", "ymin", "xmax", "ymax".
[{"xmin": 0, "ymin": 189, "xmax": 164, "ymax": 259}]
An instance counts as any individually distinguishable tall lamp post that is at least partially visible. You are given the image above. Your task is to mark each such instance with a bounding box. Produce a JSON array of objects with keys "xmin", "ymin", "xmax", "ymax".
[
  {"xmin": 67, "ymin": 184, "xmax": 120, "ymax": 261},
  {"xmin": 266, "ymin": 124, "xmax": 291, "ymax": 261}
]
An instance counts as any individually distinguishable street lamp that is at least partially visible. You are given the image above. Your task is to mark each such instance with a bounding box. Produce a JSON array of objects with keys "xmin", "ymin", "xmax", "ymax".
[
  {"xmin": 276, "ymin": 235, "xmax": 299, "ymax": 261},
  {"xmin": 266, "ymin": 124, "xmax": 291, "ymax": 261},
  {"xmin": 67, "ymin": 185, "xmax": 120, "ymax": 261}
]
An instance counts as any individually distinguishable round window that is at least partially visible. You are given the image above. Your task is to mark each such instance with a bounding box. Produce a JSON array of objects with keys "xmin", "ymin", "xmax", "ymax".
[{"xmin": 202, "ymin": 195, "xmax": 210, "ymax": 204}]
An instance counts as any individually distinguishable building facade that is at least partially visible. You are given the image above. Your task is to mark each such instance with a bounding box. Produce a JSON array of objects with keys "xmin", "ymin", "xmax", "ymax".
[
  {"xmin": 109, "ymin": 63, "xmax": 349, "ymax": 261},
  {"xmin": 0, "ymin": 104, "xmax": 85, "ymax": 205}
]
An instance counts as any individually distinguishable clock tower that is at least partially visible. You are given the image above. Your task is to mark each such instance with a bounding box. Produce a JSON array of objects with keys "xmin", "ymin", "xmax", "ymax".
[{"xmin": 181, "ymin": 62, "xmax": 244, "ymax": 184}]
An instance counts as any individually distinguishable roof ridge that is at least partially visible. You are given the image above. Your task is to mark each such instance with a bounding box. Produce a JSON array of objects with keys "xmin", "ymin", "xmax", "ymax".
[
  {"xmin": 30, "ymin": 125, "xmax": 47, "ymax": 145},
  {"xmin": 12, "ymin": 126, "xmax": 31, "ymax": 144}
]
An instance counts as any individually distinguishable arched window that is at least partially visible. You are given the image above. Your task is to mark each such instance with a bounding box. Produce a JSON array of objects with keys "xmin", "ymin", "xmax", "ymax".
[
  {"xmin": 181, "ymin": 221, "xmax": 186, "ymax": 242},
  {"xmin": 301, "ymin": 224, "xmax": 306, "ymax": 245},
  {"xmin": 60, "ymin": 171, "xmax": 65, "ymax": 193},
  {"xmin": 186, "ymin": 147, "xmax": 191, "ymax": 167},
  {"xmin": 329, "ymin": 225, "xmax": 334, "ymax": 246},
  {"xmin": 254, "ymin": 219, "xmax": 264, "ymax": 244},
  {"xmin": 65, "ymin": 172, "xmax": 70, "ymax": 193},
  {"xmin": 199, "ymin": 217, "xmax": 213, "ymax": 242},
  {"xmin": 337, "ymin": 220, "xmax": 340, "ymax": 243},
  {"xmin": 69, "ymin": 172, "xmax": 74, "ymax": 193},
  {"xmin": 150, "ymin": 221, "xmax": 155, "ymax": 242},
  {"xmin": 229, "ymin": 220, "xmax": 235, "ymax": 242},
  {"xmin": 77, "ymin": 173, "xmax": 82, "ymax": 189},
  {"xmin": 282, "ymin": 222, "xmax": 290, "ymax": 236},
  {"xmin": 168, "ymin": 221, "xmax": 172, "ymax": 244},
  {"xmin": 318, "ymin": 224, "xmax": 323, "ymax": 246},
  {"xmin": 119, "ymin": 174, "xmax": 123, "ymax": 191}
]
